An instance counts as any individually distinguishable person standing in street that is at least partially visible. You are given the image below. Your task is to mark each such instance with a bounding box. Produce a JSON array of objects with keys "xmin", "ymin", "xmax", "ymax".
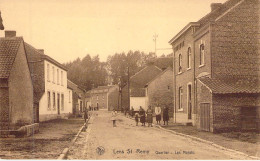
[
  {"xmin": 163, "ymin": 105, "xmax": 169, "ymax": 126},
  {"xmin": 111, "ymin": 109, "xmax": 117, "ymax": 127},
  {"xmin": 139, "ymin": 106, "xmax": 146, "ymax": 126},
  {"xmin": 146, "ymin": 105, "xmax": 153, "ymax": 127},
  {"xmin": 134, "ymin": 112, "xmax": 139, "ymax": 126},
  {"xmin": 130, "ymin": 107, "xmax": 134, "ymax": 118},
  {"xmin": 155, "ymin": 104, "xmax": 162, "ymax": 125},
  {"xmin": 84, "ymin": 108, "xmax": 89, "ymax": 123}
]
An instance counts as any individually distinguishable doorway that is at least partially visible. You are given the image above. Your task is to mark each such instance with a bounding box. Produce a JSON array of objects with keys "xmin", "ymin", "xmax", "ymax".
[
  {"xmin": 188, "ymin": 84, "xmax": 192, "ymax": 120},
  {"xmin": 57, "ymin": 93, "xmax": 60, "ymax": 115}
]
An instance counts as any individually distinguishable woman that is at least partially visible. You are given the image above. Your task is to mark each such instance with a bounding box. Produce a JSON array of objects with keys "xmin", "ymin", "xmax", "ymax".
[
  {"xmin": 154, "ymin": 104, "xmax": 162, "ymax": 125},
  {"xmin": 163, "ymin": 105, "xmax": 169, "ymax": 125},
  {"xmin": 84, "ymin": 109, "xmax": 89, "ymax": 123},
  {"xmin": 139, "ymin": 106, "xmax": 146, "ymax": 126},
  {"xmin": 111, "ymin": 109, "xmax": 117, "ymax": 127},
  {"xmin": 146, "ymin": 106, "xmax": 153, "ymax": 127}
]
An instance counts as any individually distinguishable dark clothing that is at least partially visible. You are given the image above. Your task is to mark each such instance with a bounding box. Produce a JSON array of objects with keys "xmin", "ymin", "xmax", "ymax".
[
  {"xmin": 163, "ymin": 108, "xmax": 169, "ymax": 121},
  {"xmin": 139, "ymin": 109, "xmax": 146, "ymax": 124},
  {"xmin": 146, "ymin": 109, "xmax": 153, "ymax": 123},
  {"xmin": 156, "ymin": 115, "xmax": 161, "ymax": 121}
]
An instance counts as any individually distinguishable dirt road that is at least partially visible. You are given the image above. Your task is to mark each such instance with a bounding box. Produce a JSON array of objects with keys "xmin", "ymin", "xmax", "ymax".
[{"xmin": 68, "ymin": 110, "xmax": 251, "ymax": 160}]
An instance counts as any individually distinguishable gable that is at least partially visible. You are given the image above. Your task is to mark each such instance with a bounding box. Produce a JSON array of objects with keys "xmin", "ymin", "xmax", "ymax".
[{"xmin": 0, "ymin": 37, "xmax": 23, "ymax": 78}]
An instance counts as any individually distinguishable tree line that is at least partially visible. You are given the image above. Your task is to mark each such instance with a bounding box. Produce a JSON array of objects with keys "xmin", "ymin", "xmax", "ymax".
[{"xmin": 64, "ymin": 51, "xmax": 172, "ymax": 91}]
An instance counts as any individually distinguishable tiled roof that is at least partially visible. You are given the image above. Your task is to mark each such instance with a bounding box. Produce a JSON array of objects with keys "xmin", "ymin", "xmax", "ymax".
[
  {"xmin": 25, "ymin": 43, "xmax": 67, "ymax": 71},
  {"xmin": 198, "ymin": 77, "xmax": 260, "ymax": 94},
  {"xmin": 0, "ymin": 37, "xmax": 23, "ymax": 78},
  {"xmin": 147, "ymin": 57, "xmax": 173, "ymax": 70},
  {"xmin": 130, "ymin": 65, "xmax": 162, "ymax": 88},
  {"xmin": 198, "ymin": 0, "xmax": 242, "ymax": 27}
]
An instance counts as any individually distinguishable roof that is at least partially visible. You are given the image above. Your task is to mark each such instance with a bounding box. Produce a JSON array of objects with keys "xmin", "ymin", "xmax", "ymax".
[
  {"xmin": 130, "ymin": 65, "xmax": 162, "ymax": 88},
  {"xmin": 0, "ymin": 37, "xmax": 23, "ymax": 78},
  {"xmin": 91, "ymin": 85, "xmax": 118, "ymax": 94},
  {"xmin": 145, "ymin": 67, "xmax": 173, "ymax": 87},
  {"xmin": 25, "ymin": 42, "xmax": 67, "ymax": 71},
  {"xmin": 169, "ymin": 0, "xmax": 243, "ymax": 44},
  {"xmin": 198, "ymin": 77, "xmax": 260, "ymax": 94},
  {"xmin": 146, "ymin": 57, "xmax": 173, "ymax": 70}
]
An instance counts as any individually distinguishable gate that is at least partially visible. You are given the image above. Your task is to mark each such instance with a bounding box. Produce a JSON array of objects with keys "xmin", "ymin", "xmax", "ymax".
[{"xmin": 200, "ymin": 103, "xmax": 210, "ymax": 131}]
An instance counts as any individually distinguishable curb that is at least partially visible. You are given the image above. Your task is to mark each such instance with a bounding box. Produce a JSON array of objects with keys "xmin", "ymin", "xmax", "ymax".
[
  {"xmin": 57, "ymin": 119, "xmax": 88, "ymax": 160},
  {"xmin": 123, "ymin": 114, "xmax": 259, "ymax": 160}
]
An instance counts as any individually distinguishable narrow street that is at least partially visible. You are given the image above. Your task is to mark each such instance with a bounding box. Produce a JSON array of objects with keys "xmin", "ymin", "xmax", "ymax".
[{"xmin": 67, "ymin": 110, "xmax": 250, "ymax": 160}]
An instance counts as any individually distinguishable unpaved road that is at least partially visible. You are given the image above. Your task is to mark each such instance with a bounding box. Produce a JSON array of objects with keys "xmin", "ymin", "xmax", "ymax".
[{"xmin": 68, "ymin": 110, "xmax": 251, "ymax": 160}]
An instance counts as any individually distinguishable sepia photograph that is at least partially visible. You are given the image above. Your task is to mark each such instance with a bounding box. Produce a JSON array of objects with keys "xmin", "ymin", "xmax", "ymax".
[{"xmin": 0, "ymin": 0, "xmax": 259, "ymax": 160}]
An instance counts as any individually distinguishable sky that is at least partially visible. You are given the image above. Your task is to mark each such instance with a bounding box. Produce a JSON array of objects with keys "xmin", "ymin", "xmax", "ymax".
[{"xmin": 0, "ymin": 0, "xmax": 226, "ymax": 63}]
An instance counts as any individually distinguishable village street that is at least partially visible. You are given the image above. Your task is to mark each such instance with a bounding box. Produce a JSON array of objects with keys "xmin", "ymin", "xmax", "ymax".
[{"xmin": 67, "ymin": 110, "xmax": 251, "ymax": 160}]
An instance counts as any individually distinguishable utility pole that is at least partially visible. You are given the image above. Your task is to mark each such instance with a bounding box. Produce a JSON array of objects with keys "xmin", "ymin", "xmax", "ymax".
[
  {"xmin": 127, "ymin": 66, "xmax": 130, "ymax": 111},
  {"xmin": 153, "ymin": 33, "xmax": 158, "ymax": 55}
]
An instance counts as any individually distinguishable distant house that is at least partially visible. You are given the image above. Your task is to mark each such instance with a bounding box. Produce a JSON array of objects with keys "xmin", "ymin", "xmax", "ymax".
[
  {"xmin": 67, "ymin": 80, "xmax": 86, "ymax": 115},
  {"xmin": 145, "ymin": 67, "xmax": 173, "ymax": 114},
  {"xmin": 0, "ymin": 31, "xmax": 34, "ymax": 130},
  {"xmin": 169, "ymin": 0, "xmax": 260, "ymax": 132},
  {"xmin": 90, "ymin": 85, "xmax": 119, "ymax": 111}
]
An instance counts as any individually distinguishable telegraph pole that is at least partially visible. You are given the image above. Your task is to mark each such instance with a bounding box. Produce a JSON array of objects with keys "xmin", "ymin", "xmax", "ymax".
[{"xmin": 153, "ymin": 33, "xmax": 158, "ymax": 55}]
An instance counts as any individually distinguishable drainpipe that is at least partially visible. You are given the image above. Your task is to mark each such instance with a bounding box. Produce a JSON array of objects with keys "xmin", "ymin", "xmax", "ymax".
[
  {"xmin": 193, "ymin": 27, "xmax": 196, "ymax": 124},
  {"xmin": 172, "ymin": 46, "xmax": 177, "ymax": 123}
]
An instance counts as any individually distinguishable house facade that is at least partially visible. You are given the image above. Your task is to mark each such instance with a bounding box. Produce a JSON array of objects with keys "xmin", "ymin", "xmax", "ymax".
[
  {"xmin": 169, "ymin": 0, "xmax": 260, "ymax": 132},
  {"xmin": 0, "ymin": 32, "xmax": 34, "ymax": 130},
  {"xmin": 90, "ymin": 85, "xmax": 119, "ymax": 111},
  {"xmin": 145, "ymin": 67, "xmax": 173, "ymax": 115},
  {"xmin": 67, "ymin": 80, "xmax": 86, "ymax": 115}
]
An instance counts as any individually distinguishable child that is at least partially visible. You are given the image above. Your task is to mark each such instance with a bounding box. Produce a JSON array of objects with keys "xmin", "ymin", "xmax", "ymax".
[
  {"xmin": 111, "ymin": 109, "xmax": 117, "ymax": 127},
  {"xmin": 134, "ymin": 112, "xmax": 139, "ymax": 126}
]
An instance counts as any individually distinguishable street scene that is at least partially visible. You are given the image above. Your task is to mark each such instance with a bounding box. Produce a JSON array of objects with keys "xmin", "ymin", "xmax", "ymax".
[{"xmin": 0, "ymin": 0, "xmax": 260, "ymax": 160}]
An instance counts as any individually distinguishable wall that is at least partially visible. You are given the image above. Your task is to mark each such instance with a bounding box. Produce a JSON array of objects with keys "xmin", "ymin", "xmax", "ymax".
[
  {"xmin": 130, "ymin": 97, "xmax": 146, "ymax": 111},
  {"xmin": 147, "ymin": 69, "xmax": 173, "ymax": 116},
  {"xmin": 8, "ymin": 41, "xmax": 33, "ymax": 125},
  {"xmin": 172, "ymin": 28, "xmax": 196, "ymax": 124},
  {"xmin": 212, "ymin": 94, "xmax": 260, "ymax": 133},
  {"xmin": 0, "ymin": 87, "xmax": 9, "ymax": 130},
  {"xmin": 211, "ymin": 0, "xmax": 260, "ymax": 80},
  {"xmin": 39, "ymin": 60, "xmax": 68, "ymax": 122}
]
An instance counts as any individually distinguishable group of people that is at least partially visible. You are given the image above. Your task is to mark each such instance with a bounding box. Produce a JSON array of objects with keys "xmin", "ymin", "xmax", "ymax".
[
  {"xmin": 88, "ymin": 105, "xmax": 99, "ymax": 111},
  {"xmin": 134, "ymin": 104, "xmax": 169, "ymax": 127}
]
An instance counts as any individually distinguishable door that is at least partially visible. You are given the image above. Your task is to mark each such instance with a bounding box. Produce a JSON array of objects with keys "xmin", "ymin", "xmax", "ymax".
[
  {"xmin": 57, "ymin": 93, "xmax": 60, "ymax": 115},
  {"xmin": 188, "ymin": 84, "xmax": 192, "ymax": 119},
  {"xmin": 200, "ymin": 103, "xmax": 210, "ymax": 131},
  {"xmin": 33, "ymin": 103, "xmax": 39, "ymax": 123},
  {"xmin": 241, "ymin": 107, "xmax": 258, "ymax": 131}
]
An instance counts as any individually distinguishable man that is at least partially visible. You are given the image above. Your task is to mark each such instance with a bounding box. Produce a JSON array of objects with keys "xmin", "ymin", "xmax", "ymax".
[
  {"xmin": 0, "ymin": 11, "xmax": 4, "ymax": 30},
  {"xmin": 155, "ymin": 103, "xmax": 162, "ymax": 125}
]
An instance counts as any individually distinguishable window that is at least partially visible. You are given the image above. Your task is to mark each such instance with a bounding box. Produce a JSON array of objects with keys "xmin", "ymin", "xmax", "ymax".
[
  {"xmin": 53, "ymin": 92, "xmax": 56, "ymax": 110},
  {"xmin": 187, "ymin": 47, "xmax": 191, "ymax": 69},
  {"xmin": 61, "ymin": 71, "xmax": 63, "ymax": 86},
  {"xmin": 69, "ymin": 91, "xmax": 71, "ymax": 103},
  {"xmin": 97, "ymin": 95, "xmax": 98, "ymax": 100},
  {"xmin": 61, "ymin": 94, "xmax": 64, "ymax": 111},
  {"xmin": 103, "ymin": 95, "xmax": 105, "ymax": 100},
  {"xmin": 57, "ymin": 69, "xmax": 59, "ymax": 85},
  {"xmin": 47, "ymin": 64, "xmax": 50, "ymax": 81},
  {"xmin": 167, "ymin": 85, "xmax": 170, "ymax": 90},
  {"xmin": 47, "ymin": 91, "xmax": 51, "ymax": 110},
  {"xmin": 178, "ymin": 87, "xmax": 183, "ymax": 110},
  {"xmin": 52, "ymin": 66, "xmax": 55, "ymax": 83},
  {"xmin": 178, "ymin": 54, "xmax": 182, "ymax": 73},
  {"xmin": 199, "ymin": 44, "xmax": 205, "ymax": 66}
]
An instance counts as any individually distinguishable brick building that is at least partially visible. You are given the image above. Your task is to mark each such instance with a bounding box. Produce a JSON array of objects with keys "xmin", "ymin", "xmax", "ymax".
[
  {"xmin": 169, "ymin": 0, "xmax": 260, "ymax": 132},
  {"xmin": 90, "ymin": 85, "xmax": 119, "ymax": 111},
  {"xmin": 0, "ymin": 32, "xmax": 34, "ymax": 130}
]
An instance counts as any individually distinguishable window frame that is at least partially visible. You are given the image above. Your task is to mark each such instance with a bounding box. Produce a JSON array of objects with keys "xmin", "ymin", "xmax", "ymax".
[
  {"xmin": 47, "ymin": 91, "xmax": 51, "ymax": 110},
  {"xmin": 199, "ymin": 44, "xmax": 205, "ymax": 67},
  {"xmin": 187, "ymin": 47, "xmax": 191, "ymax": 70},
  {"xmin": 178, "ymin": 53, "xmax": 182, "ymax": 73},
  {"xmin": 178, "ymin": 86, "xmax": 183, "ymax": 111}
]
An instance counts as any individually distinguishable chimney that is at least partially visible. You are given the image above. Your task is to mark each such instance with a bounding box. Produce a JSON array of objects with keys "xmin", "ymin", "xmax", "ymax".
[
  {"xmin": 37, "ymin": 49, "xmax": 44, "ymax": 54},
  {"xmin": 5, "ymin": 30, "xmax": 16, "ymax": 37},
  {"xmin": 211, "ymin": 3, "xmax": 222, "ymax": 11}
]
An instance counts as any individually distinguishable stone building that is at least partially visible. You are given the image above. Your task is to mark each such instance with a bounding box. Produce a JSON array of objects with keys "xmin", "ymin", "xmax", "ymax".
[
  {"xmin": 67, "ymin": 80, "xmax": 86, "ymax": 116},
  {"xmin": 0, "ymin": 32, "xmax": 34, "ymax": 130},
  {"xmin": 90, "ymin": 85, "xmax": 119, "ymax": 111},
  {"xmin": 169, "ymin": 0, "xmax": 260, "ymax": 132},
  {"xmin": 145, "ymin": 67, "xmax": 173, "ymax": 115}
]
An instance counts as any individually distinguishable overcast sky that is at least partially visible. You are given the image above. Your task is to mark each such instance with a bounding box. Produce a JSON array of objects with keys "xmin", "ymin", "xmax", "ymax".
[{"xmin": 0, "ymin": 0, "xmax": 226, "ymax": 63}]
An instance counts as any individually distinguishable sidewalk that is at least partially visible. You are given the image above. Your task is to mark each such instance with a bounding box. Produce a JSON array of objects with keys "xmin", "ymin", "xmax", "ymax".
[
  {"xmin": 124, "ymin": 114, "xmax": 260, "ymax": 158},
  {"xmin": 0, "ymin": 118, "xmax": 84, "ymax": 159}
]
